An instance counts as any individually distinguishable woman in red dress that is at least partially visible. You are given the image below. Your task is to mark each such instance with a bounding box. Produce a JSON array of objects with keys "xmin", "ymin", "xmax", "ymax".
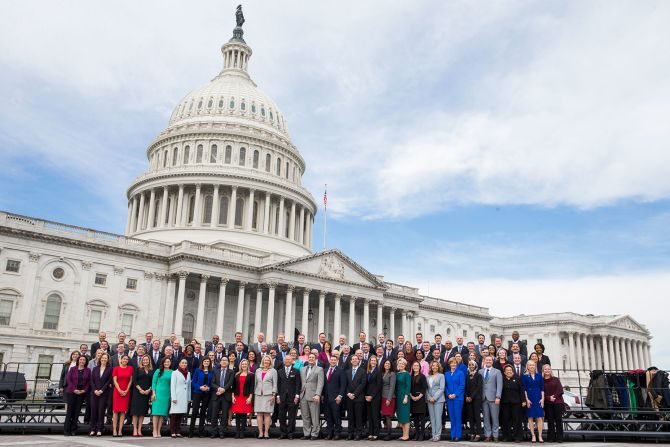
[
  {"xmin": 112, "ymin": 354, "xmax": 134, "ymax": 437},
  {"xmin": 231, "ymin": 359, "xmax": 254, "ymax": 438}
]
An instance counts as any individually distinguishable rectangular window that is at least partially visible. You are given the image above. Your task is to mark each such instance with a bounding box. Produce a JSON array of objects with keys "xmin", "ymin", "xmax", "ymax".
[
  {"xmin": 94, "ymin": 273, "xmax": 107, "ymax": 286},
  {"xmin": 121, "ymin": 313, "xmax": 133, "ymax": 335},
  {"xmin": 5, "ymin": 260, "xmax": 20, "ymax": 273},
  {"xmin": 0, "ymin": 299, "xmax": 12, "ymax": 326},
  {"xmin": 561, "ymin": 337, "xmax": 565, "ymax": 345},
  {"xmin": 0, "ymin": 352, "xmax": 4, "ymax": 365},
  {"xmin": 537, "ymin": 338, "xmax": 543, "ymax": 345},
  {"xmin": 37, "ymin": 355, "xmax": 53, "ymax": 378},
  {"xmin": 88, "ymin": 310, "xmax": 102, "ymax": 334},
  {"xmin": 463, "ymin": 330, "xmax": 468, "ymax": 338},
  {"xmin": 126, "ymin": 278, "xmax": 137, "ymax": 290},
  {"xmin": 430, "ymin": 324, "xmax": 435, "ymax": 333},
  {"xmin": 210, "ymin": 146, "xmax": 218, "ymax": 163}
]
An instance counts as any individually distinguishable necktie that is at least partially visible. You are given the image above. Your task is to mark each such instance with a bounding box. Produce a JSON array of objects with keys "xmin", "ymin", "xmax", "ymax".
[
  {"xmin": 221, "ymin": 369, "xmax": 225, "ymax": 385},
  {"xmin": 286, "ymin": 367, "xmax": 290, "ymax": 377},
  {"xmin": 516, "ymin": 366, "xmax": 520, "ymax": 376},
  {"xmin": 485, "ymin": 368, "xmax": 490, "ymax": 382},
  {"xmin": 352, "ymin": 368, "xmax": 357, "ymax": 379},
  {"xmin": 328, "ymin": 367, "xmax": 333, "ymax": 381},
  {"xmin": 307, "ymin": 366, "xmax": 312, "ymax": 378}
]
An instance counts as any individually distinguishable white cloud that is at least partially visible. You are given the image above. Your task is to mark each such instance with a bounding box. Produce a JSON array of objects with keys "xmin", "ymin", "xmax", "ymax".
[{"xmin": 393, "ymin": 271, "xmax": 670, "ymax": 367}]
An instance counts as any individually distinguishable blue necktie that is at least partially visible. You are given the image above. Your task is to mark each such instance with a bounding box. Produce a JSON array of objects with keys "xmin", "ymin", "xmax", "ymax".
[
  {"xmin": 484, "ymin": 368, "xmax": 489, "ymax": 383},
  {"xmin": 352, "ymin": 368, "xmax": 357, "ymax": 380}
]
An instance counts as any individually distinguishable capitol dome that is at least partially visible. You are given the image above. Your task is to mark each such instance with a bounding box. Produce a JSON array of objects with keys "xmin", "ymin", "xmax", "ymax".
[{"xmin": 125, "ymin": 16, "xmax": 317, "ymax": 259}]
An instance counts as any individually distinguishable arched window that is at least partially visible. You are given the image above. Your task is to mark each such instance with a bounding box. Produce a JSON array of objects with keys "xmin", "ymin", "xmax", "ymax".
[
  {"xmin": 197, "ymin": 100, "xmax": 202, "ymax": 111},
  {"xmin": 241, "ymin": 101, "xmax": 246, "ymax": 111},
  {"xmin": 276, "ymin": 158, "xmax": 281, "ymax": 176},
  {"xmin": 234, "ymin": 197, "xmax": 244, "ymax": 227},
  {"xmin": 218, "ymin": 98, "xmax": 224, "ymax": 109},
  {"xmin": 172, "ymin": 147, "xmax": 178, "ymax": 166},
  {"xmin": 187, "ymin": 195, "xmax": 195, "ymax": 224},
  {"xmin": 218, "ymin": 196, "xmax": 229, "ymax": 225},
  {"xmin": 196, "ymin": 145, "xmax": 203, "ymax": 163},
  {"xmin": 265, "ymin": 154, "xmax": 271, "ymax": 172},
  {"xmin": 207, "ymin": 98, "xmax": 213, "ymax": 108},
  {"xmin": 210, "ymin": 145, "xmax": 218, "ymax": 163},
  {"xmin": 225, "ymin": 145, "xmax": 232, "ymax": 164},
  {"xmin": 269, "ymin": 110, "xmax": 274, "ymax": 121},
  {"xmin": 239, "ymin": 147, "xmax": 246, "ymax": 166},
  {"xmin": 261, "ymin": 107, "xmax": 266, "ymax": 117},
  {"xmin": 251, "ymin": 103, "xmax": 257, "ymax": 114},
  {"xmin": 43, "ymin": 294, "xmax": 62, "ymax": 330},
  {"xmin": 253, "ymin": 150, "xmax": 259, "ymax": 169},
  {"xmin": 203, "ymin": 195, "xmax": 213, "ymax": 224},
  {"xmin": 182, "ymin": 313, "xmax": 195, "ymax": 342},
  {"xmin": 285, "ymin": 161, "xmax": 289, "ymax": 179},
  {"xmin": 252, "ymin": 200, "xmax": 259, "ymax": 230},
  {"xmin": 183, "ymin": 146, "xmax": 190, "ymax": 164},
  {"xmin": 163, "ymin": 150, "xmax": 168, "ymax": 167},
  {"xmin": 293, "ymin": 166, "xmax": 297, "ymax": 181},
  {"xmin": 229, "ymin": 99, "xmax": 235, "ymax": 109}
]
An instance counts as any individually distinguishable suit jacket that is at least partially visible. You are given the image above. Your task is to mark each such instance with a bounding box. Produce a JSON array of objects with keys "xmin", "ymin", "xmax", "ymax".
[
  {"xmin": 474, "ymin": 344, "xmax": 488, "ymax": 357},
  {"xmin": 227, "ymin": 342, "xmax": 248, "ymax": 354},
  {"xmin": 426, "ymin": 373, "xmax": 446, "ymax": 404},
  {"xmin": 277, "ymin": 366, "xmax": 300, "ymax": 402},
  {"xmin": 322, "ymin": 365, "xmax": 346, "ymax": 401},
  {"xmin": 338, "ymin": 353, "xmax": 352, "ymax": 370},
  {"xmin": 90, "ymin": 365, "xmax": 113, "ymax": 396},
  {"xmin": 431, "ymin": 344, "xmax": 446, "ymax": 357},
  {"xmin": 508, "ymin": 339, "xmax": 528, "ymax": 358},
  {"xmin": 506, "ymin": 355, "xmax": 527, "ymax": 368},
  {"xmin": 232, "ymin": 373, "xmax": 255, "ymax": 397},
  {"xmin": 148, "ymin": 350, "xmax": 163, "ymax": 369},
  {"xmin": 345, "ymin": 365, "xmax": 366, "ymax": 402},
  {"xmin": 250, "ymin": 342, "xmax": 264, "ymax": 355},
  {"xmin": 449, "ymin": 345, "xmax": 467, "ymax": 359},
  {"xmin": 382, "ymin": 349, "xmax": 397, "ymax": 364},
  {"xmin": 111, "ymin": 354, "xmax": 126, "ymax": 368},
  {"xmin": 232, "ymin": 351, "xmax": 248, "ymax": 368},
  {"xmin": 254, "ymin": 368, "xmax": 278, "ymax": 397},
  {"xmin": 365, "ymin": 367, "xmax": 383, "ymax": 398},
  {"xmin": 352, "ymin": 342, "xmax": 366, "ymax": 352},
  {"xmin": 479, "ymin": 367, "xmax": 503, "ymax": 402},
  {"xmin": 311, "ymin": 342, "xmax": 325, "ymax": 353},
  {"xmin": 299, "ymin": 364, "xmax": 324, "ymax": 400},
  {"xmin": 445, "ymin": 369, "xmax": 465, "ymax": 401},
  {"xmin": 65, "ymin": 367, "xmax": 91, "ymax": 394},
  {"xmin": 509, "ymin": 363, "xmax": 525, "ymax": 378},
  {"xmin": 211, "ymin": 366, "xmax": 234, "ymax": 402},
  {"xmin": 90, "ymin": 341, "xmax": 111, "ymax": 355}
]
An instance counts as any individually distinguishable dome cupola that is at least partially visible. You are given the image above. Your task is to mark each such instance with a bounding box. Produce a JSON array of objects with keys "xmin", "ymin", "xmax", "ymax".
[{"xmin": 125, "ymin": 6, "xmax": 317, "ymax": 259}]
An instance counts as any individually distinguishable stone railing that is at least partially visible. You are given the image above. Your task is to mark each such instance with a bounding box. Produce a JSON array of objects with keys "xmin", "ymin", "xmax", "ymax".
[
  {"xmin": 0, "ymin": 211, "xmax": 171, "ymax": 256},
  {"xmin": 171, "ymin": 240, "xmax": 269, "ymax": 267},
  {"xmin": 419, "ymin": 295, "xmax": 491, "ymax": 317}
]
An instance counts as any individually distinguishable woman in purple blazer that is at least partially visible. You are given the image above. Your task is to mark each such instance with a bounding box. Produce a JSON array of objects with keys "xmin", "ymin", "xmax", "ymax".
[
  {"xmin": 63, "ymin": 355, "xmax": 91, "ymax": 436},
  {"xmin": 89, "ymin": 352, "xmax": 112, "ymax": 436}
]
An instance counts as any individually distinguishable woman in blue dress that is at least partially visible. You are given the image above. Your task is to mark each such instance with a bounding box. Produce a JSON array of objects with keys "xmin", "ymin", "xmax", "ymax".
[{"xmin": 522, "ymin": 360, "xmax": 545, "ymax": 443}]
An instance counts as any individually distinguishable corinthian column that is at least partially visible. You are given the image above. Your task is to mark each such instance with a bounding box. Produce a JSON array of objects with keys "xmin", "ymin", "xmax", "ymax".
[
  {"xmin": 266, "ymin": 283, "xmax": 277, "ymax": 343},
  {"xmin": 235, "ymin": 281, "xmax": 246, "ymax": 332},
  {"xmin": 215, "ymin": 278, "xmax": 228, "ymax": 339},
  {"xmin": 302, "ymin": 289, "xmax": 311, "ymax": 341},
  {"xmin": 348, "ymin": 297, "xmax": 357, "ymax": 345},
  {"xmin": 363, "ymin": 298, "xmax": 370, "ymax": 341},
  {"xmin": 284, "ymin": 285, "xmax": 295, "ymax": 340},
  {"xmin": 333, "ymin": 294, "xmax": 342, "ymax": 341},
  {"xmin": 173, "ymin": 271, "xmax": 188, "ymax": 337},
  {"xmin": 318, "ymin": 291, "xmax": 326, "ymax": 335},
  {"xmin": 194, "ymin": 274, "xmax": 209, "ymax": 340}
]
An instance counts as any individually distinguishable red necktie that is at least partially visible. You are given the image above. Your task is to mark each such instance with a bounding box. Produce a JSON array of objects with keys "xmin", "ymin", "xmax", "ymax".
[{"xmin": 327, "ymin": 367, "xmax": 333, "ymax": 381}]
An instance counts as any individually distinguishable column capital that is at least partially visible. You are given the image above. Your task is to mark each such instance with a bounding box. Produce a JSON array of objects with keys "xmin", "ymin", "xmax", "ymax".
[
  {"xmin": 239, "ymin": 281, "xmax": 248, "ymax": 288},
  {"xmin": 144, "ymin": 271, "xmax": 155, "ymax": 280},
  {"xmin": 167, "ymin": 275, "xmax": 177, "ymax": 283},
  {"xmin": 178, "ymin": 271, "xmax": 189, "ymax": 280},
  {"xmin": 201, "ymin": 274, "xmax": 210, "ymax": 282},
  {"xmin": 81, "ymin": 260, "xmax": 92, "ymax": 271},
  {"xmin": 303, "ymin": 288, "xmax": 312, "ymax": 295},
  {"xmin": 29, "ymin": 252, "xmax": 41, "ymax": 263},
  {"xmin": 286, "ymin": 284, "xmax": 296, "ymax": 292},
  {"xmin": 162, "ymin": 185, "xmax": 169, "ymax": 191},
  {"xmin": 113, "ymin": 267, "xmax": 124, "ymax": 276},
  {"xmin": 390, "ymin": 307, "xmax": 396, "ymax": 312},
  {"xmin": 213, "ymin": 183, "xmax": 220, "ymax": 190},
  {"xmin": 231, "ymin": 185, "xmax": 238, "ymax": 191},
  {"xmin": 265, "ymin": 281, "xmax": 278, "ymax": 290},
  {"xmin": 319, "ymin": 290, "xmax": 327, "ymax": 297},
  {"xmin": 220, "ymin": 277, "xmax": 229, "ymax": 285},
  {"xmin": 334, "ymin": 293, "xmax": 342, "ymax": 299},
  {"xmin": 195, "ymin": 183, "xmax": 202, "ymax": 189},
  {"xmin": 349, "ymin": 296, "xmax": 357, "ymax": 304}
]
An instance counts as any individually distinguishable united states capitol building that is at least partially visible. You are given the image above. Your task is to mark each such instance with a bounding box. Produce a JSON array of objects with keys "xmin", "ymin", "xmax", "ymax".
[{"xmin": 0, "ymin": 11, "xmax": 653, "ymax": 387}]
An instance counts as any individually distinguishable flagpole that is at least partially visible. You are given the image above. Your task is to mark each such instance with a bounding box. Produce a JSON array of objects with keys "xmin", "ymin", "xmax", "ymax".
[{"xmin": 323, "ymin": 184, "xmax": 327, "ymax": 250}]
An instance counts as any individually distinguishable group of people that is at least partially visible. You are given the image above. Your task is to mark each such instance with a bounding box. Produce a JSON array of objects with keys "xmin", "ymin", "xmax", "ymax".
[{"xmin": 59, "ymin": 329, "xmax": 565, "ymax": 442}]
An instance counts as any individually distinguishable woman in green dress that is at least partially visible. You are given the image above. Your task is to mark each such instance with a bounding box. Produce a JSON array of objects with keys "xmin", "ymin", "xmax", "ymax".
[
  {"xmin": 395, "ymin": 357, "xmax": 411, "ymax": 441},
  {"xmin": 151, "ymin": 357, "xmax": 173, "ymax": 438}
]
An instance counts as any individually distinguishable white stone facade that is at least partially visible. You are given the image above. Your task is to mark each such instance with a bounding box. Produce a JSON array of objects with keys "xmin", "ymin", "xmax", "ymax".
[{"xmin": 0, "ymin": 21, "xmax": 652, "ymax": 390}]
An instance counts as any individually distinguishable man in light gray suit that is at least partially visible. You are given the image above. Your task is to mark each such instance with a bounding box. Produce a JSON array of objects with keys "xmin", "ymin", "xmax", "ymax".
[
  {"xmin": 300, "ymin": 352, "xmax": 324, "ymax": 440},
  {"xmin": 479, "ymin": 355, "xmax": 503, "ymax": 441}
]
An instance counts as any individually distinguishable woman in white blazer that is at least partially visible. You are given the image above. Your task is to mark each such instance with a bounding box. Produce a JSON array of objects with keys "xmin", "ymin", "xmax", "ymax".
[
  {"xmin": 254, "ymin": 355, "xmax": 278, "ymax": 438},
  {"xmin": 426, "ymin": 361, "xmax": 446, "ymax": 441},
  {"xmin": 169, "ymin": 358, "xmax": 192, "ymax": 438}
]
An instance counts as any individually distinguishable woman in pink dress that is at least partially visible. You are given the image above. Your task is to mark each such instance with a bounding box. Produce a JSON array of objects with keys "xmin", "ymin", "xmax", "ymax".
[{"xmin": 112, "ymin": 355, "xmax": 134, "ymax": 437}]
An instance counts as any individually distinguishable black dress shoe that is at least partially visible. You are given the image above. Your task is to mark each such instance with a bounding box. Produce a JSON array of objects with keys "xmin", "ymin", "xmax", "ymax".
[
  {"xmin": 348, "ymin": 434, "xmax": 354, "ymax": 440},
  {"xmin": 333, "ymin": 434, "xmax": 340, "ymax": 440},
  {"xmin": 311, "ymin": 436, "xmax": 319, "ymax": 440},
  {"xmin": 302, "ymin": 435, "xmax": 311, "ymax": 440},
  {"xmin": 279, "ymin": 434, "xmax": 286, "ymax": 439},
  {"xmin": 288, "ymin": 434, "xmax": 294, "ymax": 439},
  {"xmin": 354, "ymin": 435, "xmax": 361, "ymax": 441}
]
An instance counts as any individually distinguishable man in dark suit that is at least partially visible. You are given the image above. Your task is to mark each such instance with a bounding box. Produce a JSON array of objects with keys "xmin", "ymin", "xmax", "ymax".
[
  {"xmin": 276, "ymin": 355, "xmax": 300, "ymax": 439},
  {"xmin": 148, "ymin": 340, "xmax": 163, "ymax": 369},
  {"xmin": 205, "ymin": 335, "xmax": 220, "ymax": 354},
  {"xmin": 312, "ymin": 332, "xmax": 327, "ymax": 352},
  {"xmin": 293, "ymin": 334, "xmax": 307, "ymax": 357},
  {"xmin": 227, "ymin": 331, "xmax": 248, "ymax": 354},
  {"xmin": 270, "ymin": 348, "xmax": 284, "ymax": 370},
  {"xmin": 449, "ymin": 336, "xmax": 467, "ymax": 359},
  {"xmin": 232, "ymin": 342, "xmax": 247, "ymax": 368},
  {"xmin": 432, "ymin": 334, "xmax": 445, "ymax": 358},
  {"xmin": 142, "ymin": 332, "xmax": 154, "ymax": 353},
  {"xmin": 333, "ymin": 335, "xmax": 348, "ymax": 352},
  {"xmin": 322, "ymin": 354, "xmax": 346, "ymax": 440},
  {"xmin": 111, "ymin": 343, "xmax": 127, "ymax": 367},
  {"xmin": 158, "ymin": 346, "xmax": 179, "ymax": 370},
  {"xmin": 345, "ymin": 355, "xmax": 366, "ymax": 440},
  {"xmin": 382, "ymin": 340, "xmax": 396, "ymax": 364},
  {"xmin": 414, "ymin": 332, "xmax": 424, "ymax": 352},
  {"xmin": 508, "ymin": 331, "xmax": 528, "ymax": 358},
  {"xmin": 507, "ymin": 344, "xmax": 527, "ymax": 366},
  {"xmin": 360, "ymin": 344, "xmax": 372, "ymax": 369},
  {"xmin": 90, "ymin": 331, "xmax": 110, "ymax": 355},
  {"xmin": 510, "ymin": 353, "xmax": 526, "ymax": 376},
  {"xmin": 211, "ymin": 343, "xmax": 227, "ymax": 364},
  {"xmin": 79, "ymin": 344, "xmax": 91, "ymax": 361},
  {"xmin": 352, "ymin": 332, "xmax": 367, "ymax": 353},
  {"xmin": 210, "ymin": 357, "xmax": 234, "ymax": 438},
  {"xmin": 338, "ymin": 346, "xmax": 353, "ymax": 370}
]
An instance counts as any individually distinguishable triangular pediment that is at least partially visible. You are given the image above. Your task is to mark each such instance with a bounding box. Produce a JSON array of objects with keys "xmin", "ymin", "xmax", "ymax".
[
  {"xmin": 265, "ymin": 249, "xmax": 386, "ymax": 289},
  {"xmin": 608, "ymin": 315, "xmax": 648, "ymax": 333}
]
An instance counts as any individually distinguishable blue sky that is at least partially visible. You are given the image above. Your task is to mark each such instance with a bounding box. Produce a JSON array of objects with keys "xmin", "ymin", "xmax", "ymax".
[{"xmin": 1, "ymin": 1, "xmax": 669, "ymax": 365}]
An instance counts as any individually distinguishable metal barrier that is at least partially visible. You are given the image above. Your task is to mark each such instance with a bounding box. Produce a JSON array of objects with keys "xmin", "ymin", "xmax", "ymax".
[{"xmin": 0, "ymin": 362, "xmax": 60, "ymax": 402}]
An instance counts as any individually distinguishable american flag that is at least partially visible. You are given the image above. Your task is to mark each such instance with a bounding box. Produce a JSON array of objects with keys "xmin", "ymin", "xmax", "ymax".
[{"xmin": 323, "ymin": 186, "xmax": 327, "ymax": 207}]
